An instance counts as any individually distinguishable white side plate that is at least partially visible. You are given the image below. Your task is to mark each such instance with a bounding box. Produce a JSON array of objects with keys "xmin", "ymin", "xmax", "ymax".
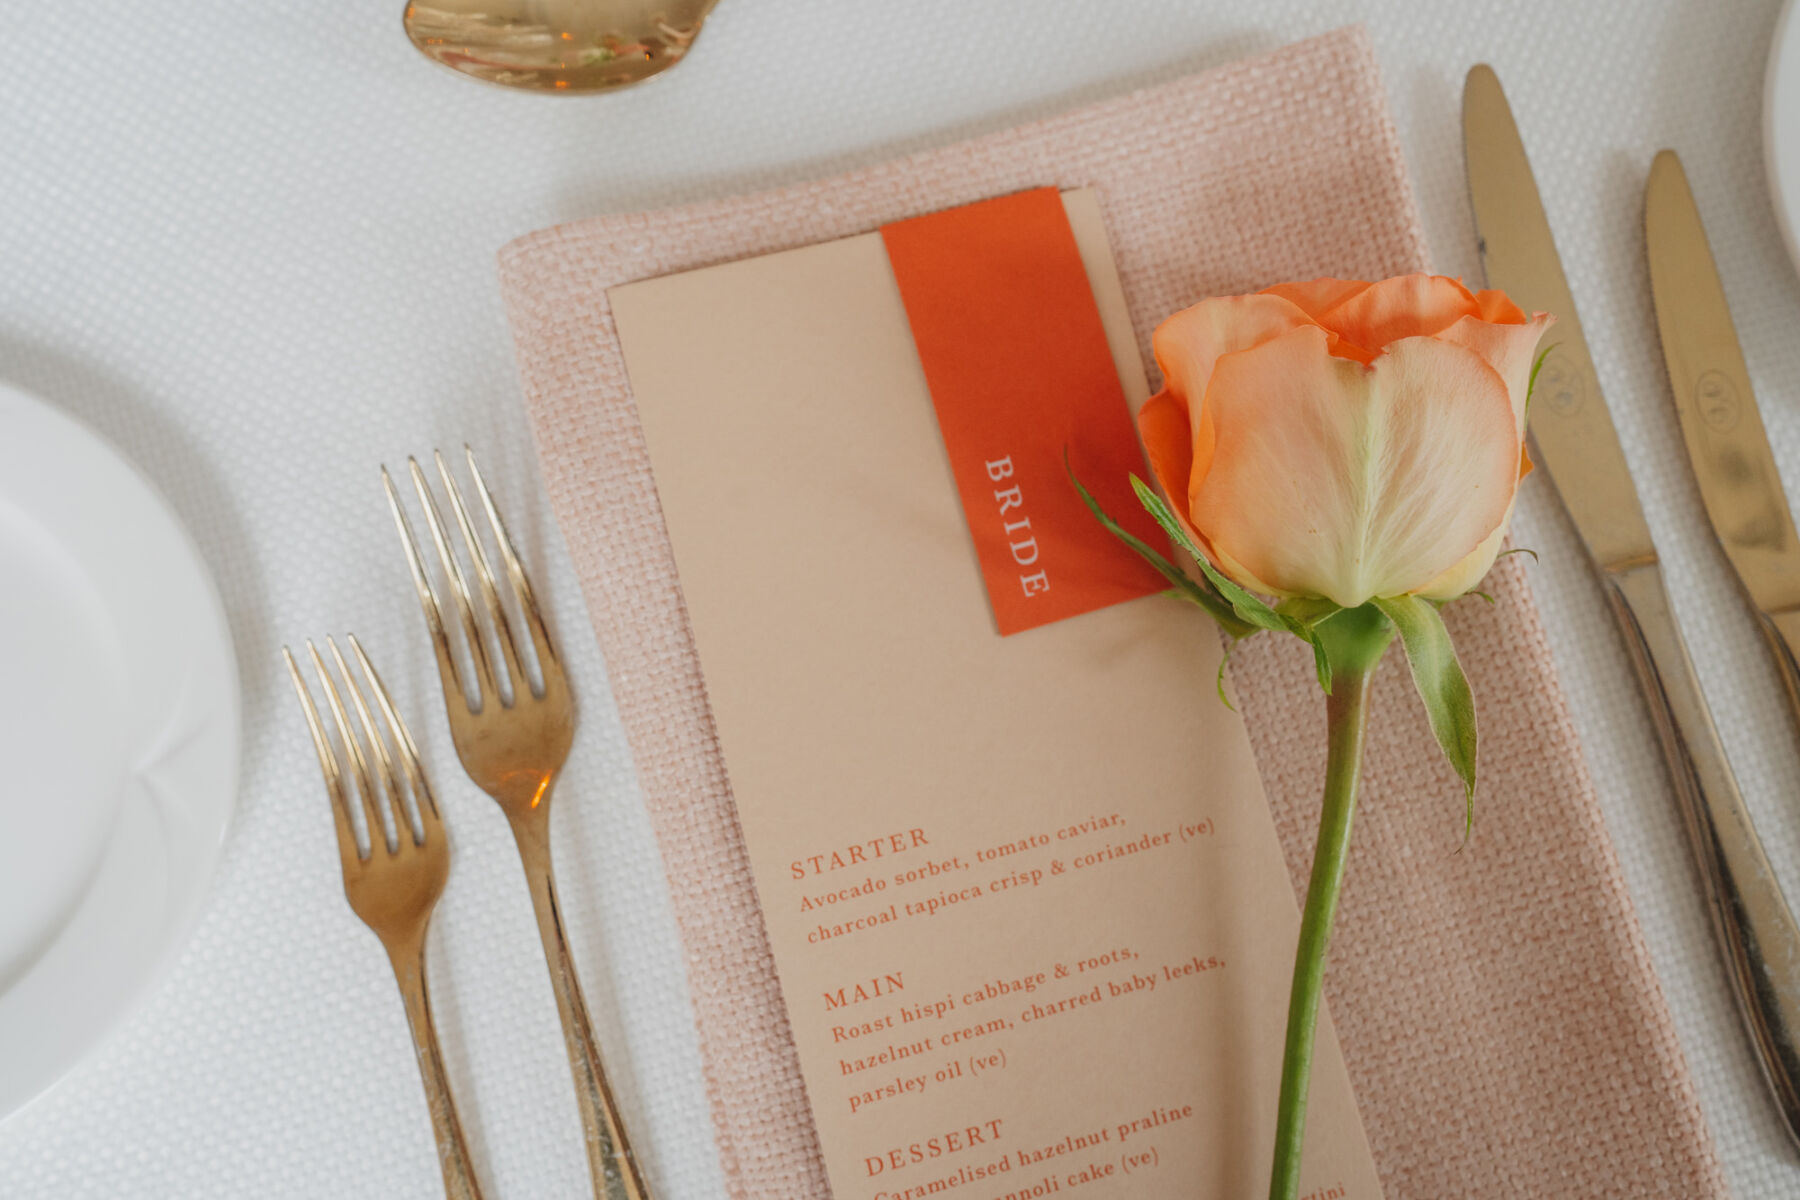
[
  {"xmin": 0, "ymin": 382, "xmax": 239, "ymax": 1122},
  {"xmin": 1766, "ymin": 0, "xmax": 1800, "ymax": 278}
]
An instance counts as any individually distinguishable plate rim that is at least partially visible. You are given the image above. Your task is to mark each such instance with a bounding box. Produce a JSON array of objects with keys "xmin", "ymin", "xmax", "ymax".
[
  {"xmin": 0, "ymin": 381, "xmax": 241, "ymax": 1125},
  {"xmin": 1765, "ymin": 0, "xmax": 1800, "ymax": 277}
]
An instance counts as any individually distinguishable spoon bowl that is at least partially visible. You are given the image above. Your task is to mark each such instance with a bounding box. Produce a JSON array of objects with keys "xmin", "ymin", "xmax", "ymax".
[{"xmin": 403, "ymin": 0, "xmax": 718, "ymax": 93}]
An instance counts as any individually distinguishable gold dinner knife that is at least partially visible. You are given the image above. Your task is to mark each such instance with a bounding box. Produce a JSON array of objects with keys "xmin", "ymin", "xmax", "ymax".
[
  {"xmin": 1644, "ymin": 147, "xmax": 1800, "ymax": 1124},
  {"xmin": 1466, "ymin": 65, "xmax": 1800, "ymax": 1144},
  {"xmin": 1647, "ymin": 151, "xmax": 1800, "ymax": 717}
]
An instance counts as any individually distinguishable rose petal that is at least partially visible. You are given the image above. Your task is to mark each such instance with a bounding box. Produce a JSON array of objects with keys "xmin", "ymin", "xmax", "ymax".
[
  {"xmin": 1191, "ymin": 327, "xmax": 1520, "ymax": 607},
  {"xmin": 1152, "ymin": 293, "xmax": 1316, "ymax": 447},
  {"xmin": 1139, "ymin": 386, "xmax": 1199, "ymax": 527},
  {"xmin": 1314, "ymin": 274, "xmax": 1482, "ymax": 356},
  {"xmin": 1258, "ymin": 280, "xmax": 1384, "ymax": 362},
  {"xmin": 1259, "ymin": 278, "xmax": 1371, "ymax": 318},
  {"xmin": 1416, "ymin": 509, "xmax": 1511, "ymax": 600},
  {"xmin": 1436, "ymin": 312, "xmax": 1555, "ymax": 436},
  {"xmin": 1473, "ymin": 289, "xmax": 1528, "ymax": 325},
  {"xmin": 1207, "ymin": 540, "xmax": 1288, "ymax": 597}
]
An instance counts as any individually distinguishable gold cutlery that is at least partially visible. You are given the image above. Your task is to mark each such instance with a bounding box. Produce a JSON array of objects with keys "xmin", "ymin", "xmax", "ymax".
[
  {"xmin": 403, "ymin": 0, "xmax": 719, "ymax": 94},
  {"xmin": 1647, "ymin": 152, "xmax": 1800, "ymax": 711},
  {"xmin": 284, "ymin": 636, "xmax": 486, "ymax": 1200},
  {"xmin": 1645, "ymin": 148, "xmax": 1800, "ymax": 1129},
  {"xmin": 1464, "ymin": 65, "xmax": 1800, "ymax": 1144},
  {"xmin": 385, "ymin": 449, "xmax": 651, "ymax": 1200}
]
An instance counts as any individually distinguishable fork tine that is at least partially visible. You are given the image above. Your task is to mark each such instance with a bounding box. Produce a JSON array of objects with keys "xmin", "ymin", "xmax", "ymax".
[
  {"xmin": 409, "ymin": 455, "xmax": 496, "ymax": 706},
  {"xmin": 308, "ymin": 639, "xmax": 389, "ymax": 856},
  {"xmin": 283, "ymin": 647, "xmax": 361, "ymax": 869},
  {"xmin": 465, "ymin": 447, "xmax": 561, "ymax": 690},
  {"xmin": 329, "ymin": 636, "xmax": 416, "ymax": 850},
  {"xmin": 349, "ymin": 633, "xmax": 443, "ymax": 836},
  {"xmin": 435, "ymin": 449, "xmax": 526, "ymax": 698},
  {"xmin": 384, "ymin": 465, "xmax": 472, "ymax": 712}
]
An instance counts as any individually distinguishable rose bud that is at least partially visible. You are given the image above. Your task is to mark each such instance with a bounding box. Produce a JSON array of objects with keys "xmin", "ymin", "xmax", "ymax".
[{"xmin": 1139, "ymin": 275, "xmax": 1553, "ymax": 609}]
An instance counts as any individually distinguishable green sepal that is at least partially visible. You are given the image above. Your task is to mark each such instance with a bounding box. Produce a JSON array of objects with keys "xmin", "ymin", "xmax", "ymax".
[
  {"xmin": 1373, "ymin": 594, "xmax": 1479, "ymax": 839},
  {"xmin": 1280, "ymin": 598, "xmax": 1350, "ymax": 693},
  {"xmin": 1525, "ymin": 342, "xmax": 1556, "ymax": 419},
  {"xmin": 1160, "ymin": 586, "xmax": 1254, "ymax": 631},
  {"xmin": 1310, "ymin": 636, "xmax": 1334, "ymax": 694},
  {"xmin": 1313, "ymin": 602, "xmax": 1393, "ymax": 677},
  {"xmin": 1066, "ymin": 460, "xmax": 1257, "ymax": 638},
  {"xmin": 1129, "ymin": 476, "xmax": 1291, "ymax": 635},
  {"xmin": 1276, "ymin": 596, "xmax": 1342, "ymax": 629},
  {"xmin": 1216, "ymin": 642, "xmax": 1237, "ymax": 712},
  {"xmin": 1129, "ymin": 473, "xmax": 1354, "ymax": 690},
  {"xmin": 1497, "ymin": 546, "xmax": 1539, "ymax": 563}
]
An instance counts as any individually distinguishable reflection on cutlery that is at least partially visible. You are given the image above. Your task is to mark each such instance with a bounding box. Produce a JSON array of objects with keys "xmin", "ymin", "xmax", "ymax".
[
  {"xmin": 284, "ymin": 636, "xmax": 486, "ymax": 1200},
  {"xmin": 1646, "ymin": 148, "xmax": 1800, "ymax": 1133},
  {"xmin": 1464, "ymin": 64, "xmax": 1800, "ymax": 1146},
  {"xmin": 385, "ymin": 449, "xmax": 651, "ymax": 1200}
]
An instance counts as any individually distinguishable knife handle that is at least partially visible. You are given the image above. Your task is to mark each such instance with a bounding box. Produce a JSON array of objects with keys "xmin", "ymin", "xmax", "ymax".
[{"xmin": 1607, "ymin": 562, "xmax": 1800, "ymax": 1145}]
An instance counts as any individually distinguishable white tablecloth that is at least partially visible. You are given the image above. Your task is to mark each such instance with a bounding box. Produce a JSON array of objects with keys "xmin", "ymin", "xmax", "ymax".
[{"xmin": 3, "ymin": 1, "xmax": 1798, "ymax": 1195}]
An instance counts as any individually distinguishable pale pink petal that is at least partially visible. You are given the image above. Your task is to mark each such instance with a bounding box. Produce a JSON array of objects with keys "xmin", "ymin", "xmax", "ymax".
[
  {"xmin": 1209, "ymin": 540, "xmax": 1289, "ymax": 597},
  {"xmin": 1416, "ymin": 505, "xmax": 1512, "ymax": 600},
  {"xmin": 1191, "ymin": 328, "xmax": 1520, "ymax": 607},
  {"xmin": 1437, "ymin": 312, "xmax": 1555, "ymax": 435},
  {"xmin": 1152, "ymin": 294, "xmax": 1316, "ymax": 448}
]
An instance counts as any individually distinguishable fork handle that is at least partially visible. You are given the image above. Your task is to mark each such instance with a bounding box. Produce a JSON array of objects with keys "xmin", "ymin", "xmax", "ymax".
[
  {"xmin": 511, "ymin": 812, "xmax": 653, "ymax": 1200},
  {"xmin": 388, "ymin": 941, "xmax": 487, "ymax": 1200}
]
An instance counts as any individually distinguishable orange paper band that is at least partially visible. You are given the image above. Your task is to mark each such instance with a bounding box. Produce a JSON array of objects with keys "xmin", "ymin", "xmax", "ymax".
[{"xmin": 881, "ymin": 187, "xmax": 1169, "ymax": 635}]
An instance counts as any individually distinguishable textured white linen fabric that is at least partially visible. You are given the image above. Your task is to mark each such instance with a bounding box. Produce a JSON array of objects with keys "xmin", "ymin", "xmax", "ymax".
[{"xmin": 0, "ymin": 1, "xmax": 1797, "ymax": 1196}]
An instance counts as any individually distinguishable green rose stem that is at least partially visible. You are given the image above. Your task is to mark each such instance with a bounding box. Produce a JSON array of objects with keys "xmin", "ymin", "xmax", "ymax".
[
  {"xmin": 1074, "ymin": 470, "xmax": 1474, "ymax": 1194},
  {"xmin": 1269, "ymin": 604, "xmax": 1394, "ymax": 1200}
]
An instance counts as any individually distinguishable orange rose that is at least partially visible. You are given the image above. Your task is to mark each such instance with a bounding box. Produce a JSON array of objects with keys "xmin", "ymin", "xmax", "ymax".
[{"xmin": 1139, "ymin": 275, "xmax": 1552, "ymax": 609}]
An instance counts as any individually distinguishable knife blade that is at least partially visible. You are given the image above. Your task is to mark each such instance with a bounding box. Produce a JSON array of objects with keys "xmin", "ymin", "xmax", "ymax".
[
  {"xmin": 1463, "ymin": 72, "xmax": 1654, "ymax": 574},
  {"xmin": 1465, "ymin": 64, "xmax": 1800, "ymax": 1145},
  {"xmin": 1646, "ymin": 149, "xmax": 1800, "ymax": 706}
]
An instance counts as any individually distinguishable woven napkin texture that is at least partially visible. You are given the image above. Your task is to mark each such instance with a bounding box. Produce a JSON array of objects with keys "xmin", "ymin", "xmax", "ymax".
[{"xmin": 496, "ymin": 26, "xmax": 1725, "ymax": 1198}]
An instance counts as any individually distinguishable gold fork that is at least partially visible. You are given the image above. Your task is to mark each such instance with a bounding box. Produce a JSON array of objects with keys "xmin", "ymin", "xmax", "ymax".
[
  {"xmin": 384, "ymin": 449, "xmax": 651, "ymax": 1200},
  {"xmin": 283, "ymin": 636, "xmax": 485, "ymax": 1200}
]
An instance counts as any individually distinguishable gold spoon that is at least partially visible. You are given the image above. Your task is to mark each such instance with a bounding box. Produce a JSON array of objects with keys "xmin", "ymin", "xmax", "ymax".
[{"xmin": 403, "ymin": 0, "xmax": 719, "ymax": 93}]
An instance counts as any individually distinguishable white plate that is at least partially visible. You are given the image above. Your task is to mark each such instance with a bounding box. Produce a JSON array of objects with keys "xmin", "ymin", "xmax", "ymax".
[
  {"xmin": 1766, "ymin": 0, "xmax": 1800, "ymax": 276},
  {"xmin": 0, "ymin": 382, "xmax": 239, "ymax": 1122}
]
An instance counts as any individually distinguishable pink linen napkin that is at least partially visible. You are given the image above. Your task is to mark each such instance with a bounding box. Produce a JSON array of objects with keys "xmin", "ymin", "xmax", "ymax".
[{"xmin": 496, "ymin": 26, "xmax": 1726, "ymax": 1198}]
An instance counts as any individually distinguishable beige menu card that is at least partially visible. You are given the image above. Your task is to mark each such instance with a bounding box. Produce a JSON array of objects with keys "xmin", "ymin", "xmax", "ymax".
[{"xmin": 610, "ymin": 190, "xmax": 1382, "ymax": 1200}]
